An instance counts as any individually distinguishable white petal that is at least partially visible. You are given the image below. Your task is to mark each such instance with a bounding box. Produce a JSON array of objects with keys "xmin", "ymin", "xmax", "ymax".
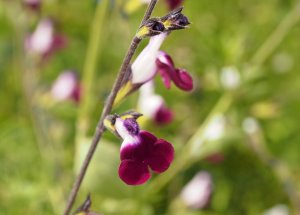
[
  {"xmin": 263, "ymin": 204, "xmax": 290, "ymax": 215},
  {"xmin": 138, "ymin": 81, "xmax": 164, "ymax": 118},
  {"xmin": 180, "ymin": 171, "xmax": 213, "ymax": 209},
  {"xmin": 220, "ymin": 66, "xmax": 240, "ymax": 90},
  {"xmin": 51, "ymin": 71, "xmax": 77, "ymax": 101},
  {"xmin": 28, "ymin": 19, "xmax": 54, "ymax": 55},
  {"xmin": 204, "ymin": 114, "xmax": 226, "ymax": 141},
  {"xmin": 131, "ymin": 33, "xmax": 168, "ymax": 84}
]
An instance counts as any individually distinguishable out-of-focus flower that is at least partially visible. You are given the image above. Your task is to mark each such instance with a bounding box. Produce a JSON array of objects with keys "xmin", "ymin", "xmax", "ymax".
[
  {"xmin": 165, "ymin": 0, "xmax": 184, "ymax": 10},
  {"xmin": 161, "ymin": 7, "xmax": 190, "ymax": 31},
  {"xmin": 204, "ymin": 114, "xmax": 225, "ymax": 141},
  {"xmin": 138, "ymin": 81, "xmax": 173, "ymax": 125},
  {"xmin": 51, "ymin": 70, "xmax": 81, "ymax": 103},
  {"xmin": 263, "ymin": 204, "xmax": 289, "ymax": 215},
  {"xmin": 220, "ymin": 66, "xmax": 240, "ymax": 90},
  {"xmin": 204, "ymin": 152, "xmax": 225, "ymax": 164},
  {"xmin": 104, "ymin": 112, "xmax": 174, "ymax": 185},
  {"xmin": 23, "ymin": 0, "xmax": 41, "ymax": 11},
  {"xmin": 157, "ymin": 51, "xmax": 193, "ymax": 91},
  {"xmin": 25, "ymin": 19, "xmax": 66, "ymax": 59},
  {"xmin": 180, "ymin": 171, "xmax": 213, "ymax": 209},
  {"xmin": 242, "ymin": 117, "xmax": 259, "ymax": 135},
  {"xmin": 75, "ymin": 195, "xmax": 102, "ymax": 215}
]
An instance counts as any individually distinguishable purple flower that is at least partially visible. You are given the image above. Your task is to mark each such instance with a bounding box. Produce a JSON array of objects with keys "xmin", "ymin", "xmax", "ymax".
[
  {"xmin": 51, "ymin": 70, "xmax": 81, "ymax": 103},
  {"xmin": 156, "ymin": 51, "xmax": 193, "ymax": 91},
  {"xmin": 25, "ymin": 19, "xmax": 66, "ymax": 59},
  {"xmin": 113, "ymin": 116, "xmax": 174, "ymax": 185},
  {"xmin": 138, "ymin": 81, "xmax": 173, "ymax": 125}
]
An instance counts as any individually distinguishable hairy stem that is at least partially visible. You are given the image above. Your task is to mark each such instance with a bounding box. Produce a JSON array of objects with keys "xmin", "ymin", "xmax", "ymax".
[{"xmin": 63, "ymin": 1, "xmax": 158, "ymax": 214}]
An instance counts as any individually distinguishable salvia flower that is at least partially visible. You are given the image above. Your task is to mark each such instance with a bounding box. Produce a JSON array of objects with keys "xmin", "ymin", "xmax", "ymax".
[
  {"xmin": 138, "ymin": 81, "xmax": 173, "ymax": 125},
  {"xmin": 51, "ymin": 70, "xmax": 81, "ymax": 103},
  {"xmin": 180, "ymin": 171, "xmax": 213, "ymax": 209},
  {"xmin": 114, "ymin": 32, "xmax": 168, "ymax": 105},
  {"xmin": 115, "ymin": 36, "xmax": 193, "ymax": 105},
  {"xmin": 26, "ymin": 19, "xmax": 66, "ymax": 59},
  {"xmin": 104, "ymin": 112, "xmax": 174, "ymax": 185}
]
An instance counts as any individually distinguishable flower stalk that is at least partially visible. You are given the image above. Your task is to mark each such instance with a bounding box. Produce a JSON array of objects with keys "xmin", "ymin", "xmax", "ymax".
[{"xmin": 63, "ymin": 1, "xmax": 158, "ymax": 214}]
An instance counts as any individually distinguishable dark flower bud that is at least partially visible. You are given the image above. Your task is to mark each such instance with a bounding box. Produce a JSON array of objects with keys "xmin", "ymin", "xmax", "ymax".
[
  {"xmin": 161, "ymin": 7, "xmax": 190, "ymax": 31},
  {"xmin": 136, "ymin": 18, "xmax": 165, "ymax": 38},
  {"xmin": 74, "ymin": 195, "xmax": 102, "ymax": 215}
]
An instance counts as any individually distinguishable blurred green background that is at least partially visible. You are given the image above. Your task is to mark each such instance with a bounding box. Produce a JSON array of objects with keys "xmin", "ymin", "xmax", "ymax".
[{"xmin": 1, "ymin": 0, "xmax": 300, "ymax": 214}]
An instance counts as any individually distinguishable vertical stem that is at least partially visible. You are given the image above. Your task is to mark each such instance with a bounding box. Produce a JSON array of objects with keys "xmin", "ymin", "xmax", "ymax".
[
  {"xmin": 251, "ymin": 1, "xmax": 300, "ymax": 66},
  {"xmin": 63, "ymin": 1, "xmax": 158, "ymax": 214},
  {"xmin": 77, "ymin": 0, "xmax": 109, "ymax": 136}
]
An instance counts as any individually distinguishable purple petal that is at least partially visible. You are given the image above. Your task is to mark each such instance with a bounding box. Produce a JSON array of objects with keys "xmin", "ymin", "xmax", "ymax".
[
  {"xmin": 156, "ymin": 52, "xmax": 193, "ymax": 91},
  {"xmin": 43, "ymin": 34, "xmax": 67, "ymax": 59},
  {"xmin": 172, "ymin": 69, "xmax": 193, "ymax": 91},
  {"xmin": 120, "ymin": 131, "xmax": 157, "ymax": 161},
  {"xmin": 119, "ymin": 160, "xmax": 150, "ymax": 185},
  {"xmin": 123, "ymin": 118, "xmax": 140, "ymax": 136},
  {"xmin": 139, "ymin": 130, "xmax": 157, "ymax": 146},
  {"xmin": 156, "ymin": 59, "xmax": 172, "ymax": 89},
  {"xmin": 149, "ymin": 139, "xmax": 174, "ymax": 173},
  {"xmin": 154, "ymin": 105, "xmax": 173, "ymax": 125}
]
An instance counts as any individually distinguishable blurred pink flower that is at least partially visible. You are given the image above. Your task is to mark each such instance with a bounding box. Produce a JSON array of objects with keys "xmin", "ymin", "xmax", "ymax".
[
  {"xmin": 51, "ymin": 70, "xmax": 81, "ymax": 103},
  {"xmin": 24, "ymin": 0, "xmax": 41, "ymax": 11},
  {"xmin": 165, "ymin": 0, "xmax": 184, "ymax": 10},
  {"xmin": 26, "ymin": 19, "xmax": 66, "ymax": 59},
  {"xmin": 138, "ymin": 81, "xmax": 173, "ymax": 125},
  {"xmin": 114, "ymin": 117, "xmax": 174, "ymax": 185},
  {"xmin": 180, "ymin": 171, "xmax": 213, "ymax": 209}
]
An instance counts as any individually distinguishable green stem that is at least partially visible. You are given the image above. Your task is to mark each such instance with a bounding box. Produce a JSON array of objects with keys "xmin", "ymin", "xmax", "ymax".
[
  {"xmin": 77, "ymin": 0, "xmax": 110, "ymax": 137},
  {"xmin": 251, "ymin": 1, "xmax": 300, "ymax": 66}
]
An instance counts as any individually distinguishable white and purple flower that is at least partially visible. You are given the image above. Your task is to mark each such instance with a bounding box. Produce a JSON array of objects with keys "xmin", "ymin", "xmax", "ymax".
[
  {"xmin": 115, "ymin": 33, "xmax": 193, "ymax": 105},
  {"xmin": 105, "ymin": 113, "xmax": 174, "ymax": 185},
  {"xmin": 51, "ymin": 70, "xmax": 81, "ymax": 103},
  {"xmin": 138, "ymin": 81, "xmax": 173, "ymax": 125},
  {"xmin": 25, "ymin": 18, "xmax": 66, "ymax": 59}
]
